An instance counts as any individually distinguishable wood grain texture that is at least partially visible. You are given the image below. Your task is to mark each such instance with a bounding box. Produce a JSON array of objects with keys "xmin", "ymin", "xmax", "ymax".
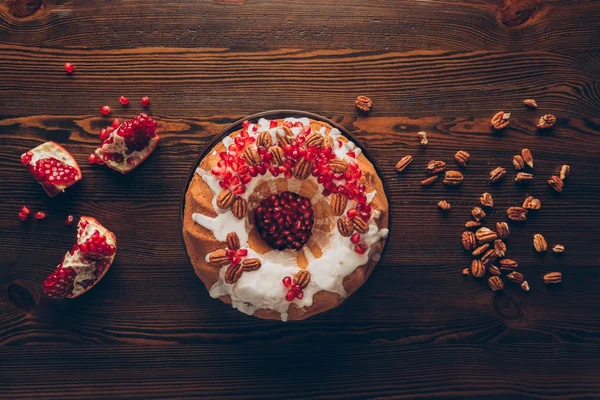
[{"xmin": 1, "ymin": 0, "xmax": 599, "ymax": 398}]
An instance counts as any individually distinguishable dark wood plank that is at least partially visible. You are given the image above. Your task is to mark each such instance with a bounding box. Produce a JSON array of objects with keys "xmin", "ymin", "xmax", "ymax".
[{"xmin": 1, "ymin": 344, "xmax": 600, "ymax": 399}]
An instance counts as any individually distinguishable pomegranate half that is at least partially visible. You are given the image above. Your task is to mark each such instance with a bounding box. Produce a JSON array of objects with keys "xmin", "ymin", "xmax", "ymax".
[
  {"xmin": 43, "ymin": 216, "xmax": 117, "ymax": 299},
  {"xmin": 21, "ymin": 141, "xmax": 82, "ymax": 197},
  {"xmin": 93, "ymin": 113, "xmax": 160, "ymax": 174}
]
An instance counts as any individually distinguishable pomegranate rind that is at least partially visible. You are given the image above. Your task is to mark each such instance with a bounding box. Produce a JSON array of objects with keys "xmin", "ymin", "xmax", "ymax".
[
  {"xmin": 42, "ymin": 216, "xmax": 117, "ymax": 299},
  {"xmin": 21, "ymin": 141, "xmax": 82, "ymax": 197}
]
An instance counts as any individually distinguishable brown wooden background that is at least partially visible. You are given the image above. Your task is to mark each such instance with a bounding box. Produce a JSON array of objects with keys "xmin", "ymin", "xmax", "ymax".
[{"xmin": 1, "ymin": 0, "xmax": 599, "ymax": 398}]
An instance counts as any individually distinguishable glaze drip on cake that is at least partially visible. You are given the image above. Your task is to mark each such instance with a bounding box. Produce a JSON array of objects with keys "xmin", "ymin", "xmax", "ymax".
[{"xmin": 183, "ymin": 116, "xmax": 389, "ymax": 321}]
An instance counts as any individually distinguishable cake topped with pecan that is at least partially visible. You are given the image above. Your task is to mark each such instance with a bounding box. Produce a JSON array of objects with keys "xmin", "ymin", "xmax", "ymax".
[{"xmin": 182, "ymin": 116, "xmax": 389, "ymax": 321}]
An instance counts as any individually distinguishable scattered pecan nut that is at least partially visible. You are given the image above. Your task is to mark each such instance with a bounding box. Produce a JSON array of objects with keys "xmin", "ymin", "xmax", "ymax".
[
  {"xmin": 512, "ymin": 155, "xmax": 525, "ymax": 170},
  {"xmin": 481, "ymin": 249, "xmax": 499, "ymax": 266},
  {"xmin": 395, "ymin": 155, "xmax": 413, "ymax": 172},
  {"xmin": 471, "ymin": 207, "xmax": 486, "ymax": 222},
  {"xmin": 543, "ymin": 272, "xmax": 562, "ymax": 284},
  {"xmin": 507, "ymin": 206, "xmax": 528, "ymax": 221},
  {"xmin": 417, "ymin": 131, "xmax": 428, "ymax": 147},
  {"xmin": 507, "ymin": 271, "xmax": 524, "ymax": 284},
  {"xmin": 489, "ymin": 167, "xmax": 507, "ymax": 183},
  {"xmin": 337, "ymin": 216, "xmax": 354, "ymax": 237},
  {"xmin": 515, "ymin": 172, "xmax": 534, "ymax": 183},
  {"xmin": 553, "ymin": 244, "xmax": 565, "ymax": 253},
  {"xmin": 427, "ymin": 160, "xmax": 447, "ymax": 175},
  {"xmin": 494, "ymin": 239, "xmax": 507, "ymax": 258},
  {"xmin": 443, "ymin": 170, "xmax": 464, "ymax": 186},
  {"xmin": 472, "ymin": 243, "xmax": 490, "ymax": 257},
  {"xmin": 537, "ymin": 114, "xmax": 556, "ymax": 130},
  {"xmin": 293, "ymin": 157, "xmax": 313, "ymax": 180},
  {"xmin": 471, "ymin": 259, "xmax": 485, "ymax": 278},
  {"xmin": 208, "ymin": 249, "xmax": 230, "ymax": 267},
  {"xmin": 523, "ymin": 196, "xmax": 541, "ymax": 210},
  {"xmin": 454, "ymin": 150, "xmax": 470, "ymax": 167},
  {"xmin": 496, "ymin": 222, "xmax": 510, "ymax": 240},
  {"xmin": 226, "ymin": 232, "xmax": 240, "ymax": 250},
  {"xmin": 488, "ymin": 276, "xmax": 504, "ymax": 292},
  {"xmin": 480, "ymin": 192, "xmax": 494, "ymax": 208},
  {"xmin": 491, "ymin": 111, "xmax": 510, "ymax": 130},
  {"xmin": 559, "ymin": 165, "xmax": 570, "ymax": 181},
  {"xmin": 466, "ymin": 220, "xmax": 482, "ymax": 229},
  {"xmin": 225, "ymin": 263, "xmax": 244, "ymax": 284},
  {"xmin": 462, "ymin": 231, "xmax": 477, "ymax": 251},
  {"xmin": 488, "ymin": 265, "xmax": 502, "ymax": 276},
  {"xmin": 521, "ymin": 148, "xmax": 534, "ymax": 168},
  {"xmin": 437, "ymin": 200, "xmax": 451, "ymax": 211},
  {"xmin": 232, "ymin": 197, "xmax": 247, "ymax": 220},
  {"xmin": 548, "ymin": 175, "xmax": 564, "ymax": 192},
  {"xmin": 521, "ymin": 281, "xmax": 530, "ymax": 292},
  {"xmin": 293, "ymin": 270, "xmax": 311, "ymax": 289},
  {"xmin": 217, "ymin": 189, "xmax": 235, "ymax": 209},
  {"xmin": 256, "ymin": 131, "xmax": 273, "ymax": 148},
  {"xmin": 331, "ymin": 193, "xmax": 348, "ymax": 217},
  {"xmin": 462, "ymin": 268, "xmax": 470, "ymax": 276},
  {"xmin": 242, "ymin": 258, "xmax": 262, "ymax": 271},
  {"xmin": 499, "ymin": 258, "xmax": 518, "ymax": 272},
  {"xmin": 533, "ymin": 233, "xmax": 547, "ymax": 252},
  {"xmin": 523, "ymin": 99, "xmax": 538, "ymax": 109},
  {"xmin": 476, "ymin": 227, "xmax": 498, "ymax": 243},
  {"xmin": 355, "ymin": 95, "xmax": 373, "ymax": 112},
  {"xmin": 421, "ymin": 175, "xmax": 438, "ymax": 186}
]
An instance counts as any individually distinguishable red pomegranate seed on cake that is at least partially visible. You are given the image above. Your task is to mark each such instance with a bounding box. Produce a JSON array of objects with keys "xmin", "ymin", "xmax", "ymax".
[
  {"xmin": 34, "ymin": 211, "xmax": 46, "ymax": 220},
  {"xmin": 119, "ymin": 96, "xmax": 129, "ymax": 106},
  {"xmin": 295, "ymin": 290, "xmax": 304, "ymax": 299},
  {"xmin": 347, "ymin": 151, "xmax": 356, "ymax": 158},
  {"xmin": 355, "ymin": 244, "xmax": 367, "ymax": 254},
  {"xmin": 64, "ymin": 63, "xmax": 75, "ymax": 74},
  {"xmin": 285, "ymin": 290, "xmax": 295, "ymax": 301},
  {"xmin": 242, "ymin": 120, "xmax": 250, "ymax": 130},
  {"xmin": 282, "ymin": 276, "xmax": 292, "ymax": 288},
  {"xmin": 140, "ymin": 96, "xmax": 150, "ymax": 107},
  {"xmin": 347, "ymin": 209, "xmax": 357, "ymax": 219},
  {"xmin": 350, "ymin": 233, "xmax": 361, "ymax": 244},
  {"xmin": 100, "ymin": 105, "xmax": 111, "ymax": 115},
  {"xmin": 269, "ymin": 120, "xmax": 278, "ymax": 129}
]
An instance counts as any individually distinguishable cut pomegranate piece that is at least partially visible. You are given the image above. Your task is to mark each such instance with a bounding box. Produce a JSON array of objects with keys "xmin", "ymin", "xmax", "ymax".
[
  {"xmin": 43, "ymin": 216, "xmax": 116, "ymax": 299},
  {"xmin": 255, "ymin": 191, "xmax": 314, "ymax": 251},
  {"xmin": 93, "ymin": 113, "xmax": 160, "ymax": 174},
  {"xmin": 21, "ymin": 141, "xmax": 82, "ymax": 197}
]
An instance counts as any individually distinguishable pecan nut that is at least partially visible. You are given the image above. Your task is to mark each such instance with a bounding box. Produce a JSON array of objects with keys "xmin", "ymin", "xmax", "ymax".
[
  {"xmin": 543, "ymin": 272, "xmax": 562, "ymax": 284},
  {"xmin": 395, "ymin": 155, "xmax": 413, "ymax": 172},
  {"xmin": 512, "ymin": 155, "xmax": 525, "ymax": 170},
  {"xmin": 533, "ymin": 233, "xmax": 547, "ymax": 252},
  {"xmin": 293, "ymin": 270, "xmax": 311, "ymax": 289},
  {"xmin": 323, "ymin": 135, "xmax": 334, "ymax": 149},
  {"xmin": 269, "ymin": 145, "xmax": 285, "ymax": 166},
  {"xmin": 496, "ymin": 222, "xmax": 510, "ymax": 240},
  {"xmin": 494, "ymin": 239, "xmax": 507, "ymax": 258},
  {"xmin": 225, "ymin": 263, "xmax": 244, "ymax": 284},
  {"xmin": 331, "ymin": 193, "xmax": 348, "ymax": 216},
  {"xmin": 421, "ymin": 175, "xmax": 438, "ymax": 186},
  {"xmin": 480, "ymin": 192, "xmax": 494, "ymax": 208},
  {"xmin": 216, "ymin": 189, "xmax": 235, "ymax": 209},
  {"xmin": 426, "ymin": 160, "xmax": 447, "ymax": 175},
  {"xmin": 337, "ymin": 216, "xmax": 354, "ymax": 237},
  {"xmin": 462, "ymin": 231, "xmax": 477, "ymax": 251},
  {"xmin": 226, "ymin": 232, "xmax": 240, "ymax": 250},
  {"xmin": 276, "ymin": 128, "xmax": 294, "ymax": 147},
  {"xmin": 305, "ymin": 132, "xmax": 324, "ymax": 147},
  {"xmin": 499, "ymin": 258, "xmax": 518, "ymax": 272},
  {"xmin": 537, "ymin": 114, "xmax": 556, "ymax": 129},
  {"xmin": 454, "ymin": 150, "xmax": 470, "ymax": 167},
  {"xmin": 471, "ymin": 259, "xmax": 485, "ymax": 278},
  {"xmin": 507, "ymin": 206, "xmax": 528, "ymax": 221},
  {"xmin": 232, "ymin": 197, "xmax": 247, "ymax": 220},
  {"xmin": 242, "ymin": 258, "xmax": 262, "ymax": 271},
  {"xmin": 553, "ymin": 244, "xmax": 565, "ymax": 253},
  {"xmin": 443, "ymin": 170, "xmax": 464, "ymax": 186},
  {"xmin": 471, "ymin": 207, "xmax": 486, "ymax": 222},
  {"xmin": 521, "ymin": 281, "xmax": 530, "ymax": 292},
  {"xmin": 472, "ymin": 243, "xmax": 490, "ymax": 257},
  {"xmin": 293, "ymin": 157, "xmax": 313, "ymax": 180},
  {"xmin": 481, "ymin": 249, "xmax": 499, "ymax": 266},
  {"xmin": 521, "ymin": 148, "xmax": 534, "ymax": 168},
  {"xmin": 242, "ymin": 146, "xmax": 261, "ymax": 166},
  {"xmin": 437, "ymin": 200, "xmax": 451, "ymax": 211},
  {"xmin": 256, "ymin": 131, "xmax": 273, "ymax": 148},
  {"xmin": 515, "ymin": 172, "xmax": 534, "ymax": 183},
  {"xmin": 523, "ymin": 99, "xmax": 538, "ymax": 109},
  {"xmin": 488, "ymin": 276, "xmax": 504, "ymax": 292},
  {"xmin": 522, "ymin": 196, "xmax": 541, "ymax": 210},
  {"xmin": 489, "ymin": 167, "xmax": 506, "ymax": 183},
  {"xmin": 491, "ymin": 111, "xmax": 510, "ymax": 130},
  {"xmin": 355, "ymin": 95, "xmax": 373, "ymax": 112},
  {"xmin": 352, "ymin": 215, "xmax": 369, "ymax": 234},
  {"xmin": 476, "ymin": 227, "xmax": 498, "ymax": 243},
  {"xmin": 208, "ymin": 249, "xmax": 230, "ymax": 267},
  {"xmin": 548, "ymin": 175, "xmax": 564, "ymax": 192},
  {"xmin": 417, "ymin": 131, "xmax": 428, "ymax": 147},
  {"xmin": 488, "ymin": 265, "xmax": 502, "ymax": 276},
  {"xmin": 559, "ymin": 165, "xmax": 570, "ymax": 181},
  {"xmin": 507, "ymin": 271, "xmax": 524, "ymax": 284},
  {"xmin": 329, "ymin": 159, "xmax": 348, "ymax": 173},
  {"xmin": 465, "ymin": 220, "xmax": 481, "ymax": 229}
]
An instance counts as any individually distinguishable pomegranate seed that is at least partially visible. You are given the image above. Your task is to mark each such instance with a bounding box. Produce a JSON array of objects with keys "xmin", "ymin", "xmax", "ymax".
[
  {"xmin": 242, "ymin": 120, "xmax": 250, "ymax": 130},
  {"xmin": 285, "ymin": 290, "xmax": 296, "ymax": 301},
  {"xmin": 237, "ymin": 249, "xmax": 248, "ymax": 257},
  {"xmin": 292, "ymin": 284, "xmax": 301, "ymax": 292},
  {"xmin": 232, "ymin": 256, "xmax": 242, "ymax": 265},
  {"xmin": 240, "ymin": 174, "xmax": 252, "ymax": 185},
  {"xmin": 18, "ymin": 212, "xmax": 28, "ymax": 221},
  {"xmin": 282, "ymin": 276, "xmax": 292, "ymax": 288},
  {"xmin": 219, "ymin": 179, "xmax": 230, "ymax": 189},
  {"xmin": 350, "ymin": 233, "xmax": 361, "ymax": 244},
  {"xmin": 99, "ymin": 129, "xmax": 108, "ymax": 140},
  {"xmin": 359, "ymin": 210, "xmax": 370, "ymax": 221},
  {"xmin": 106, "ymin": 126, "xmax": 114, "ymax": 135},
  {"xmin": 355, "ymin": 244, "xmax": 367, "ymax": 254},
  {"xmin": 65, "ymin": 215, "xmax": 74, "ymax": 225},
  {"xmin": 226, "ymin": 249, "xmax": 236, "ymax": 258},
  {"xmin": 336, "ymin": 140, "xmax": 343, "ymax": 148},
  {"xmin": 112, "ymin": 119, "xmax": 120, "ymax": 128},
  {"xmin": 64, "ymin": 63, "xmax": 75, "ymax": 74},
  {"xmin": 20, "ymin": 206, "xmax": 31, "ymax": 216},
  {"xmin": 34, "ymin": 211, "xmax": 46, "ymax": 220},
  {"xmin": 21, "ymin": 151, "xmax": 33, "ymax": 165},
  {"xmin": 347, "ymin": 209, "xmax": 357, "ymax": 219},
  {"xmin": 269, "ymin": 120, "xmax": 278, "ymax": 129},
  {"xmin": 119, "ymin": 96, "xmax": 129, "ymax": 106},
  {"xmin": 295, "ymin": 290, "xmax": 304, "ymax": 299},
  {"xmin": 348, "ymin": 162, "xmax": 359, "ymax": 171},
  {"xmin": 347, "ymin": 151, "xmax": 356, "ymax": 158},
  {"xmin": 284, "ymin": 170, "xmax": 293, "ymax": 179},
  {"xmin": 140, "ymin": 96, "xmax": 150, "ymax": 107},
  {"xmin": 89, "ymin": 153, "xmax": 99, "ymax": 164},
  {"xmin": 233, "ymin": 185, "xmax": 245, "ymax": 195},
  {"xmin": 100, "ymin": 105, "xmax": 111, "ymax": 115}
]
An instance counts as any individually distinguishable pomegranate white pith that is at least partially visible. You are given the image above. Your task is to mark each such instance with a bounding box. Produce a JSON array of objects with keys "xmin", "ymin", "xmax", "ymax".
[
  {"xmin": 21, "ymin": 141, "xmax": 82, "ymax": 197},
  {"xmin": 43, "ymin": 216, "xmax": 116, "ymax": 299},
  {"xmin": 93, "ymin": 113, "xmax": 160, "ymax": 174}
]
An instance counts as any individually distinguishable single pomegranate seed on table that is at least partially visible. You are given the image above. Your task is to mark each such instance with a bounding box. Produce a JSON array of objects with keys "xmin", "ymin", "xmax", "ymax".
[
  {"xmin": 20, "ymin": 206, "xmax": 31, "ymax": 216},
  {"xmin": 140, "ymin": 96, "xmax": 150, "ymax": 107},
  {"xmin": 64, "ymin": 63, "xmax": 75, "ymax": 74},
  {"xmin": 18, "ymin": 213, "xmax": 28, "ymax": 221},
  {"xmin": 65, "ymin": 215, "xmax": 74, "ymax": 225},
  {"xmin": 34, "ymin": 211, "xmax": 46, "ymax": 220},
  {"xmin": 99, "ymin": 129, "xmax": 108, "ymax": 140},
  {"xmin": 119, "ymin": 96, "xmax": 129, "ymax": 106},
  {"xmin": 282, "ymin": 276, "xmax": 292, "ymax": 288},
  {"xmin": 355, "ymin": 244, "xmax": 367, "ymax": 254},
  {"xmin": 100, "ymin": 105, "xmax": 111, "ymax": 115}
]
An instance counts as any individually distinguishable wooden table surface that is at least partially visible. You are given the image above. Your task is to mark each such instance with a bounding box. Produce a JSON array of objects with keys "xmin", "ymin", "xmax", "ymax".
[{"xmin": 1, "ymin": 1, "xmax": 599, "ymax": 398}]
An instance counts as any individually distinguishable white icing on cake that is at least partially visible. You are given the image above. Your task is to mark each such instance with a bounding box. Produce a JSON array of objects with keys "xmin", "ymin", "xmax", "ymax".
[{"xmin": 192, "ymin": 117, "xmax": 388, "ymax": 321}]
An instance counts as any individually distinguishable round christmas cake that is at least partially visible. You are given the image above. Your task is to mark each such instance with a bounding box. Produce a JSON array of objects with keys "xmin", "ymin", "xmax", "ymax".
[{"xmin": 182, "ymin": 115, "xmax": 389, "ymax": 321}]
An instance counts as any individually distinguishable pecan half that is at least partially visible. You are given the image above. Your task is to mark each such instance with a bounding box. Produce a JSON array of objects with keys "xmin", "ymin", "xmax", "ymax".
[
  {"xmin": 533, "ymin": 233, "xmax": 547, "ymax": 252},
  {"xmin": 559, "ymin": 165, "xmax": 570, "ymax": 181},
  {"xmin": 329, "ymin": 159, "xmax": 348, "ymax": 173},
  {"xmin": 331, "ymin": 193, "xmax": 348, "ymax": 216},
  {"xmin": 225, "ymin": 263, "xmax": 244, "ymax": 284},
  {"xmin": 323, "ymin": 135, "xmax": 334, "ymax": 149},
  {"xmin": 488, "ymin": 265, "xmax": 502, "ymax": 276},
  {"xmin": 515, "ymin": 172, "xmax": 534, "ymax": 183},
  {"xmin": 462, "ymin": 231, "xmax": 477, "ymax": 251},
  {"xmin": 355, "ymin": 95, "xmax": 373, "ymax": 112},
  {"xmin": 426, "ymin": 160, "xmax": 447, "ymax": 175},
  {"xmin": 521, "ymin": 148, "xmax": 534, "ymax": 168},
  {"xmin": 507, "ymin": 271, "xmax": 524, "ymax": 284},
  {"xmin": 522, "ymin": 196, "xmax": 541, "ymax": 210},
  {"xmin": 548, "ymin": 175, "xmax": 564, "ymax": 192},
  {"xmin": 226, "ymin": 232, "xmax": 240, "ymax": 250},
  {"xmin": 437, "ymin": 200, "xmax": 451, "ymax": 211},
  {"xmin": 496, "ymin": 222, "xmax": 510, "ymax": 240},
  {"xmin": 537, "ymin": 114, "xmax": 556, "ymax": 130},
  {"xmin": 462, "ymin": 268, "xmax": 470, "ymax": 276},
  {"xmin": 499, "ymin": 258, "xmax": 518, "ymax": 272},
  {"xmin": 480, "ymin": 192, "xmax": 494, "ymax": 208},
  {"xmin": 276, "ymin": 128, "xmax": 294, "ymax": 147},
  {"xmin": 293, "ymin": 157, "xmax": 313, "ymax": 180},
  {"xmin": 521, "ymin": 281, "xmax": 530, "ymax": 292},
  {"xmin": 269, "ymin": 145, "xmax": 285, "ymax": 166},
  {"xmin": 553, "ymin": 244, "xmax": 565, "ymax": 253},
  {"xmin": 471, "ymin": 259, "xmax": 485, "ymax": 278},
  {"xmin": 232, "ymin": 197, "xmax": 247, "ymax": 220},
  {"xmin": 417, "ymin": 131, "xmax": 428, "ymax": 147},
  {"xmin": 476, "ymin": 227, "xmax": 498, "ymax": 243},
  {"xmin": 481, "ymin": 249, "xmax": 499, "ymax": 266},
  {"xmin": 472, "ymin": 243, "xmax": 490, "ymax": 257},
  {"xmin": 443, "ymin": 170, "xmax": 464, "ymax": 186},
  {"xmin": 512, "ymin": 155, "xmax": 525, "ymax": 170},
  {"xmin": 256, "ymin": 131, "xmax": 273, "ymax": 148},
  {"xmin": 242, "ymin": 146, "xmax": 261, "ymax": 166},
  {"xmin": 305, "ymin": 132, "xmax": 324, "ymax": 147},
  {"xmin": 293, "ymin": 270, "xmax": 311, "ymax": 289},
  {"xmin": 489, "ymin": 167, "xmax": 506, "ymax": 183},
  {"xmin": 543, "ymin": 272, "xmax": 562, "ymax": 284},
  {"xmin": 466, "ymin": 220, "xmax": 481, "ymax": 229},
  {"xmin": 421, "ymin": 175, "xmax": 438, "ymax": 186},
  {"xmin": 242, "ymin": 258, "xmax": 261, "ymax": 271},
  {"xmin": 494, "ymin": 239, "xmax": 507, "ymax": 258},
  {"xmin": 507, "ymin": 206, "xmax": 528, "ymax": 221},
  {"xmin": 337, "ymin": 216, "xmax": 354, "ymax": 237},
  {"xmin": 488, "ymin": 276, "xmax": 504, "ymax": 292},
  {"xmin": 217, "ymin": 189, "xmax": 235, "ymax": 209},
  {"xmin": 471, "ymin": 207, "xmax": 486, "ymax": 222},
  {"xmin": 208, "ymin": 249, "xmax": 230, "ymax": 267},
  {"xmin": 454, "ymin": 150, "xmax": 470, "ymax": 167},
  {"xmin": 395, "ymin": 155, "xmax": 413, "ymax": 172},
  {"xmin": 491, "ymin": 111, "xmax": 510, "ymax": 130},
  {"xmin": 523, "ymin": 99, "xmax": 538, "ymax": 109},
  {"xmin": 352, "ymin": 215, "xmax": 369, "ymax": 234}
]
